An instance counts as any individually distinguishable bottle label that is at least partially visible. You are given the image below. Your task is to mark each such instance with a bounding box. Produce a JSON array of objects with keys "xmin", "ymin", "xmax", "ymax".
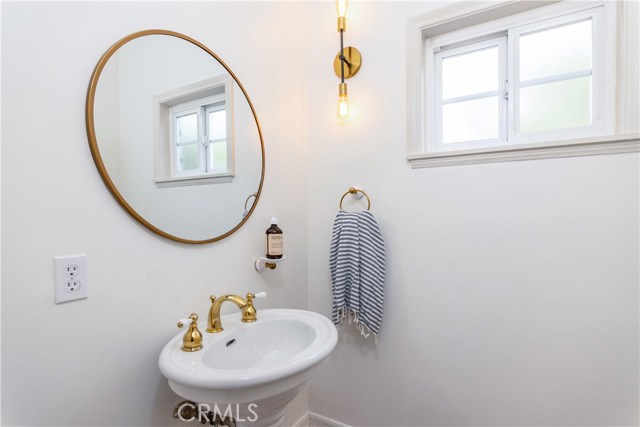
[{"xmin": 267, "ymin": 235, "xmax": 283, "ymax": 256}]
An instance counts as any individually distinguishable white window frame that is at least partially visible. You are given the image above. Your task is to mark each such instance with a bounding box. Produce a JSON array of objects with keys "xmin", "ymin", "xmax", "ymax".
[
  {"xmin": 434, "ymin": 35, "xmax": 508, "ymax": 151},
  {"xmin": 170, "ymin": 104, "xmax": 205, "ymax": 178},
  {"xmin": 204, "ymin": 103, "xmax": 230, "ymax": 174},
  {"xmin": 406, "ymin": 0, "xmax": 639, "ymax": 168},
  {"xmin": 153, "ymin": 76, "xmax": 235, "ymax": 187},
  {"xmin": 168, "ymin": 95, "xmax": 231, "ymax": 178},
  {"xmin": 508, "ymin": 8, "xmax": 606, "ymax": 144}
]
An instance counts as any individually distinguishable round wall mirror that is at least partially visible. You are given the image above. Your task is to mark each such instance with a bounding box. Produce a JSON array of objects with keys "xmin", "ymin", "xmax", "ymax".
[{"xmin": 86, "ymin": 30, "xmax": 264, "ymax": 244}]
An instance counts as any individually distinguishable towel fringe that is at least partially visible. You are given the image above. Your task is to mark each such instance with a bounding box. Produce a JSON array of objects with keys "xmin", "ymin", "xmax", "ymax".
[{"xmin": 334, "ymin": 306, "xmax": 379, "ymax": 346}]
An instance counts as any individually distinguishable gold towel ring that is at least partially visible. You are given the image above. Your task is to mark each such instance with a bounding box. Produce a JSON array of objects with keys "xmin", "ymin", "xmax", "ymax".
[
  {"xmin": 242, "ymin": 193, "xmax": 258, "ymax": 218},
  {"xmin": 244, "ymin": 192, "xmax": 257, "ymax": 212},
  {"xmin": 339, "ymin": 187, "xmax": 371, "ymax": 210}
]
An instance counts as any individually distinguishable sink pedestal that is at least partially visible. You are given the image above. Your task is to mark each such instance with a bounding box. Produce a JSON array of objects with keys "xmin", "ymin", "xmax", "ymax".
[{"xmin": 233, "ymin": 385, "xmax": 302, "ymax": 427}]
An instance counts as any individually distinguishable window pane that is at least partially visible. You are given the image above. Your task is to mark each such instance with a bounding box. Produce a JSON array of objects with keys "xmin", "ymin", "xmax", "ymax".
[
  {"xmin": 176, "ymin": 113, "xmax": 198, "ymax": 143},
  {"xmin": 442, "ymin": 96, "xmax": 499, "ymax": 144},
  {"xmin": 519, "ymin": 19, "xmax": 592, "ymax": 82},
  {"xmin": 178, "ymin": 143, "xmax": 199, "ymax": 171},
  {"xmin": 208, "ymin": 110, "xmax": 226, "ymax": 140},
  {"xmin": 519, "ymin": 76, "xmax": 591, "ymax": 133},
  {"xmin": 208, "ymin": 141, "xmax": 227, "ymax": 171},
  {"xmin": 442, "ymin": 46, "xmax": 499, "ymax": 100}
]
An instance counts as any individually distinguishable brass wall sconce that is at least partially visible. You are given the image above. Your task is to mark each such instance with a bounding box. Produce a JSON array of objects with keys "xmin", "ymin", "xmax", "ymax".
[{"xmin": 334, "ymin": 0, "xmax": 362, "ymax": 119}]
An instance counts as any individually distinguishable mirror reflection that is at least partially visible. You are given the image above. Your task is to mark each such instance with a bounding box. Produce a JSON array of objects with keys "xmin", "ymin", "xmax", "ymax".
[{"xmin": 88, "ymin": 31, "xmax": 264, "ymax": 243}]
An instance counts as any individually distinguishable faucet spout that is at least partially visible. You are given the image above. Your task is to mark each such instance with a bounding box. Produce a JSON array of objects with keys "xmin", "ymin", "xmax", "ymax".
[{"xmin": 207, "ymin": 294, "xmax": 248, "ymax": 333}]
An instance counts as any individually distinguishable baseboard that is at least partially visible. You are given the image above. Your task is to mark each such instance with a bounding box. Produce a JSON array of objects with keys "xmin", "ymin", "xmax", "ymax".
[
  {"xmin": 289, "ymin": 411, "xmax": 351, "ymax": 427},
  {"xmin": 308, "ymin": 412, "xmax": 352, "ymax": 427},
  {"xmin": 291, "ymin": 412, "xmax": 309, "ymax": 427}
]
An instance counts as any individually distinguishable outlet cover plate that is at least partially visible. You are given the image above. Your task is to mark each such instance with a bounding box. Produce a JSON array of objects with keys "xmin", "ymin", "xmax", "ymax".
[{"xmin": 54, "ymin": 255, "xmax": 88, "ymax": 304}]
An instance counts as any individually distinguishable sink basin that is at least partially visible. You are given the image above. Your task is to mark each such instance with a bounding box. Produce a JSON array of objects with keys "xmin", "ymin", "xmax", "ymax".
[{"xmin": 159, "ymin": 309, "xmax": 337, "ymax": 426}]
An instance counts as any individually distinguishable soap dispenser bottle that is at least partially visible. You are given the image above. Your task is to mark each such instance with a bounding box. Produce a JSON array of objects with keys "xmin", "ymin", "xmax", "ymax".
[{"xmin": 266, "ymin": 215, "xmax": 283, "ymax": 259}]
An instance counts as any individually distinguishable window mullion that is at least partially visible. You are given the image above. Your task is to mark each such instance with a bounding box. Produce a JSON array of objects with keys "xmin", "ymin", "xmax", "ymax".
[
  {"xmin": 520, "ymin": 69, "xmax": 593, "ymax": 88},
  {"xmin": 506, "ymin": 27, "xmax": 517, "ymax": 143},
  {"xmin": 442, "ymin": 90, "xmax": 500, "ymax": 105},
  {"xmin": 434, "ymin": 47, "xmax": 444, "ymax": 151},
  {"xmin": 175, "ymin": 141, "xmax": 198, "ymax": 147},
  {"xmin": 498, "ymin": 35, "xmax": 508, "ymax": 144},
  {"xmin": 198, "ymin": 107, "xmax": 207, "ymax": 173}
]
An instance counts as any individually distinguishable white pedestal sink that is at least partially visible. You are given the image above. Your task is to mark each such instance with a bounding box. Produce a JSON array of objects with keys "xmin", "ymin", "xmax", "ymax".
[{"xmin": 159, "ymin": 309, "xmax": 338, "ymax": 426}]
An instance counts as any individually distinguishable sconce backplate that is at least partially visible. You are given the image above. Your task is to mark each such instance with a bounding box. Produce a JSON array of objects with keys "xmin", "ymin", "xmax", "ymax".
[{"xmin": 334, "ymin": 46, "xmax": 362, "ymax": 79}]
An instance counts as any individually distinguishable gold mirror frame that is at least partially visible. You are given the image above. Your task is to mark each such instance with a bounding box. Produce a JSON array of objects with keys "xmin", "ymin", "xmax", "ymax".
[{"xmin": 85, "ymin": 29, "xmax": 265, "ymax": 244}]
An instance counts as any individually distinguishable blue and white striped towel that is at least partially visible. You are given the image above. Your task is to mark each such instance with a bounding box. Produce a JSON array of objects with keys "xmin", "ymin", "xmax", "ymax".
[{"xmin": 330, "ymin": 210, "xmax": 386, "ymax": 341}]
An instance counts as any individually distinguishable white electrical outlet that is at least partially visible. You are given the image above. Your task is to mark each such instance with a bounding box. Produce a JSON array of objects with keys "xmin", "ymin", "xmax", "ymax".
[
  {"xmin": 65, "ymin": 264, "xmax": 80, "ymax": 277},
  {"xmin": 54, "ymin": 255, "xmax": 88, "ymax": 304}
]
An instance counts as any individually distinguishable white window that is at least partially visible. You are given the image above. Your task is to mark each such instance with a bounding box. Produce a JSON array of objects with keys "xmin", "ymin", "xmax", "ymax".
[
  {"xmin": 407, "ymin": 1, "xmax": 639, "ymax": 167},
  {"xmin": 153, "ymin": 76, "xmax": 235, "ymax": 187},
  {"xmin": 435, "ymin": 36, "xmax": 507, "ymax": 150},
  {"xmin": 170, "ymin": 98, "xmax": 230, "ymax": 177}
]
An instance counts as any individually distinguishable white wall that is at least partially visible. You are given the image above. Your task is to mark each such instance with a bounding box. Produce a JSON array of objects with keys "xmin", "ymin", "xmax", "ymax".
[
  {"xmin": 2, "ymin": 1, "xmax": 638, "ymax": 427},
  {"xmin": 1, "ymin": 2, "xmax": 309, "ymax": 426},
  {"xmin": 305, "ymin": 1, "xmax": 639, "ymax": 426}
]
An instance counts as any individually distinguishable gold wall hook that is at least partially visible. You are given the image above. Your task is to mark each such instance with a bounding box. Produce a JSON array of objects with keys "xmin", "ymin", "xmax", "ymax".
[{"xmin": 255, "ymin": 256, "xmax": 285, "ymax": 272}]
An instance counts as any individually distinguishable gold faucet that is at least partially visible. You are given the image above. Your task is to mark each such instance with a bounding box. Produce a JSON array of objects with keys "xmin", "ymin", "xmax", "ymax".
[{"xmin": 207, "ymin": 292, "xmax": 264, "ymax": 333}]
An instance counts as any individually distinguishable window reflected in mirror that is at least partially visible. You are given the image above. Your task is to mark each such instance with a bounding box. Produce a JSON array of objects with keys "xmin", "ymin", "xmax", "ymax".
[{"xmin": 155, "ymin": 75, "xmax": 235, "ymax": 186}]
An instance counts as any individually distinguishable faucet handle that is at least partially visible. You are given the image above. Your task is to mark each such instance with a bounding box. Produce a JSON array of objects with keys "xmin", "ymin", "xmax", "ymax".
[
  {"xmin": 242, "ymin": 292, "xmax": 267, "ymax": 323},
  {"xmin": 177, "ymin": 313, "xmax": 203, "ymax": 352},
  {"xmin": 253, "ymin": 291, "xmax": 267, "ymax": 299},
  {"xmin": 177, "ymin": 313, "xmax": 198, "ymax": 328}
]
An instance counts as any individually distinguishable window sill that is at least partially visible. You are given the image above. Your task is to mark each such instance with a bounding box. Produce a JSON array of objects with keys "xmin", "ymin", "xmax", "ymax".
[
  {"xmin": 154, "ymin": 173, "xmax": 234, "ymax": 188},
  {"xmin": 407, "ymin": 133, "xmax": 640, "ymax": 168}
]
